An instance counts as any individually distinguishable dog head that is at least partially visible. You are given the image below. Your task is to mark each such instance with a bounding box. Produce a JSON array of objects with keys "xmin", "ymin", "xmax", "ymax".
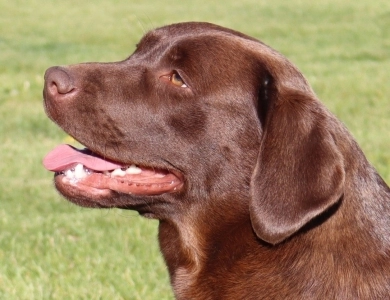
[{"xmin": 43, "ymin": 22, "xmax": 345, "ymax": 244}]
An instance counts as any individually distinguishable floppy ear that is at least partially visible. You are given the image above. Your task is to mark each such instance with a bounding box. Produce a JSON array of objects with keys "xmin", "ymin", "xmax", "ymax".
[{"xmin": 249, "ymin": 68, "xmax": 345, "ymax": 245}]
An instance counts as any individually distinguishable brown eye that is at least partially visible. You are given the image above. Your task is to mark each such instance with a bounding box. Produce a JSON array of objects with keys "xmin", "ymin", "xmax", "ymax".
[
  {"xmin": 159, "ymin": 71, "xmax": 188, "ymax": 88},
  {"xmin": 170, "ymin": 72, "xmax": 187, "ymax": 88}
]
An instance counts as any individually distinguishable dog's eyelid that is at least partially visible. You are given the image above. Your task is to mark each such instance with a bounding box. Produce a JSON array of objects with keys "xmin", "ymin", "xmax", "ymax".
[{"xmin": 160, "ymin": 71, "xmax": 188, "ymax": 88}]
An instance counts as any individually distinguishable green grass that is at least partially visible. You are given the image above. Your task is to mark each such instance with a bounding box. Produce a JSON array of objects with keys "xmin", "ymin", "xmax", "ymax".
[{"xmin": 1, "ymin": 0, "xmax": 389, "ymax": 298}]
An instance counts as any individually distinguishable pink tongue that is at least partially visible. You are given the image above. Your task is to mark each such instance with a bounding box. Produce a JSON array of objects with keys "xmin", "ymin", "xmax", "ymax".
[{"xmin": 43, "ymin": 144, "xmax": 124, "ymax": 172}]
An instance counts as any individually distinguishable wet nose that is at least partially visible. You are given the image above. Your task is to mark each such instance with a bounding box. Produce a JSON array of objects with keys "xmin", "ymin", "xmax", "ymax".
[{"xmin": 44, "ymin": 66, "xmax": 75, "ymax": 97}]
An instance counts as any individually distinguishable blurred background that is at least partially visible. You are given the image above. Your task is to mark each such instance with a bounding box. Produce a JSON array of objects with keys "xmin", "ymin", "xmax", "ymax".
[{"xmin": 0, "ymin": 0, "xmax": 389, "ymax": 299}]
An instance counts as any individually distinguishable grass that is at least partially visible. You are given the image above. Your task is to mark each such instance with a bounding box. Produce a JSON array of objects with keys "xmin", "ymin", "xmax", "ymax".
[{"xmin": 0, "ymin": 0, "xmax": 389, "ymax": 298}]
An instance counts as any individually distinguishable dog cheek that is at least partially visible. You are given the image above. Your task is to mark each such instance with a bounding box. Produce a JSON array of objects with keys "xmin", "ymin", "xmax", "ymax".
[{"xmin": 167, "ymin": 108, "xmax": 207, "ymax": 140}]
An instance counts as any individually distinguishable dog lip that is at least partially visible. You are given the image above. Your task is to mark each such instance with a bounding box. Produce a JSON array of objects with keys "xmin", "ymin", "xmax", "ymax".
[
  {"xmin": 45, "ymin": 144, "xmax": 185, "ymax": 197},
  {"xmin": 54, "ymin": 169, "xmax": 184, "ymax": 197}
]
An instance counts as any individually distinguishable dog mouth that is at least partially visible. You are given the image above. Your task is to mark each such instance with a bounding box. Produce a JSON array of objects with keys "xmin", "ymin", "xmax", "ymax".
[{"xmin": 43, "ymin": 144, "xmax": 184, "ymax": 196}]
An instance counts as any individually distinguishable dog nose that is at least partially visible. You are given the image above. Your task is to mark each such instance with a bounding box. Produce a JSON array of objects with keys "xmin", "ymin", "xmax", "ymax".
[{"xmin": 44, "ymin": 66, "xmax": 75, "ymax": 97}]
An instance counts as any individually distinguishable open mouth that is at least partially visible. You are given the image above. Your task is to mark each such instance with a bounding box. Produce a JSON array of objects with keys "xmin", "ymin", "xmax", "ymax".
[{"xmin": 43, "ymin": 144, "xmax": 183, "ymax": 196}]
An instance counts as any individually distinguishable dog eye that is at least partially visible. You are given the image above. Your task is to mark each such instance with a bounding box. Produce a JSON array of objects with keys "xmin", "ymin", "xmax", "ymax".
[
  {"xmin": 160, "ymin": 71, "xmax": 188, "ymax": 88},
  {"xmin": 170, "ymin": 72, "xmax": 187, "ymax": 88}
]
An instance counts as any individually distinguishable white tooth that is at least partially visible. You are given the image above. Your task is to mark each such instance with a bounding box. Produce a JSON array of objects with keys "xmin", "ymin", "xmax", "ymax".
[
  {"xmin": 125, "ymin": 164, "xmax": 142, "ymax": 175},
  {"xmin": 103, "ymin": 171, "xmax": 111, "ymax": 176},
  {"xmin": 74, "ymin": 163, "xmax": 88, "ymax": 179},
  {"xmin": 65, "ymin": 169, "xmax": 74, "ymax": 178},
  {"xmin": 111, "ymin": 168, "xmax": 126, "ymax": 177}
]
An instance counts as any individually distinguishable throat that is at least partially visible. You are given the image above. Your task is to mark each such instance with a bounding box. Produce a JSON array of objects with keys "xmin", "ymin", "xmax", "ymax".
[
  {"xmin": 159, "ymin": 217, "xmax": 206, "ymax": 274},
  {"xmin": 158, "ymin": 210, "xmax": 254, "ymax": 297},
  {"xmin": 159, "ymin": 217, "xmax": 206, "ymax": 298}
]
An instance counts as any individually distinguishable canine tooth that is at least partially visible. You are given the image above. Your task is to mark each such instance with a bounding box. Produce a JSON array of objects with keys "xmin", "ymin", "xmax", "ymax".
[
  {"xmin": 65, "ymin": 169, "xmax": 74, "ymax": 178},
  {"xmin": 111, "ymin": 168, "xmax": 126, "ymax": 177},
  {"xmin": 126, "ymin": 164, "xmax": 142, "ymax": 175},
  {"xmin": 74, "ymin": 163, "xmax": 88, "ymax": 179}
]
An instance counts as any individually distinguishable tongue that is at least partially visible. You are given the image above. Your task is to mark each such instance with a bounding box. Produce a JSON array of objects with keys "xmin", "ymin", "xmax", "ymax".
[{"xmin": 43, "ymin": 144, "xmax": 124, "ymax": 172}]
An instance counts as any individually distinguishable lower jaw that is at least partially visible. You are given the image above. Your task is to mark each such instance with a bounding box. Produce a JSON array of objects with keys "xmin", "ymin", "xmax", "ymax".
[
  {"xmin": 54, "ymin": 175, "xmax": 113, "ymax": 207},
  {"xmin": 53, "ymin": 172, "xmax": 183, "ymax": 208}
]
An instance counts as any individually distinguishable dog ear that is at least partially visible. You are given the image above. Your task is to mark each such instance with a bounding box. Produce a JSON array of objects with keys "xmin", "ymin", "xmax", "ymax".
[{"xmin": 249, "ymin": 67, "xmax": 345, "ymax": 245}]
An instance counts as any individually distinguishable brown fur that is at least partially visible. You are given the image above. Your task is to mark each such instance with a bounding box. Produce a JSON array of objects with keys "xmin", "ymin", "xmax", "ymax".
[{"xmin": 43, "ymin": 22, "xmax": 390, "ymax": 299}]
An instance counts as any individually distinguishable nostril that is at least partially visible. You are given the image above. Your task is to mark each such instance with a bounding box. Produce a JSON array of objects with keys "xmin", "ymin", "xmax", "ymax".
[{"xmin": 44, "ymin": 66, "xmax": 75, "ymax": 96}]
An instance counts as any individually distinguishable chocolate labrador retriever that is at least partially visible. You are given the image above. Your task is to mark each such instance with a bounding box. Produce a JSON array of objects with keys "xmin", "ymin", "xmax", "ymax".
[{"xmin": 43, "ymin": 22, "xmax": 390, "ymax": 299}]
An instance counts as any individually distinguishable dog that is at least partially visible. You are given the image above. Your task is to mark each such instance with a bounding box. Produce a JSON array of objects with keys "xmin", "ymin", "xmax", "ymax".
[{"xmin": 43, "ymin": 22, "xmax": 390, "ymax": 299}]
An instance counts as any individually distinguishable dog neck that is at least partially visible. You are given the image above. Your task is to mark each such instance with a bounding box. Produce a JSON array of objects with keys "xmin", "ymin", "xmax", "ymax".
[
  {"xmin": 157, "ymin": 177, "xmax": 390, "ymax": 299},
  {"xmin": 157, "ymin": 197, "xmax": 256, "ymax": 299}
]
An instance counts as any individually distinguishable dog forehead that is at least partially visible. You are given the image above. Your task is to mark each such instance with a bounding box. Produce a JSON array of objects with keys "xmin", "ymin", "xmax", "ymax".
[
  {"xmin": 138, "ymin": 22, "xmax": 262, "ymax": 55},
  {"xmin": 149, "ymin": 22, "xmax": 237, "ymax": 38},
  {"xmin": 153, "ymin": 22, "xmax": 260, "ymax": 41},
  {"xmin": 134, "ymin": 25, "xmax": 266, "ymax": 73}
]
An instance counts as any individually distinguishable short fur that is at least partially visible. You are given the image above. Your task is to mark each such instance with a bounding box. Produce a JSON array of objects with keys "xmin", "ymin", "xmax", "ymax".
[{"xmin": 43, "ymin": 22, "xmax": 390, "ymax": 299}]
